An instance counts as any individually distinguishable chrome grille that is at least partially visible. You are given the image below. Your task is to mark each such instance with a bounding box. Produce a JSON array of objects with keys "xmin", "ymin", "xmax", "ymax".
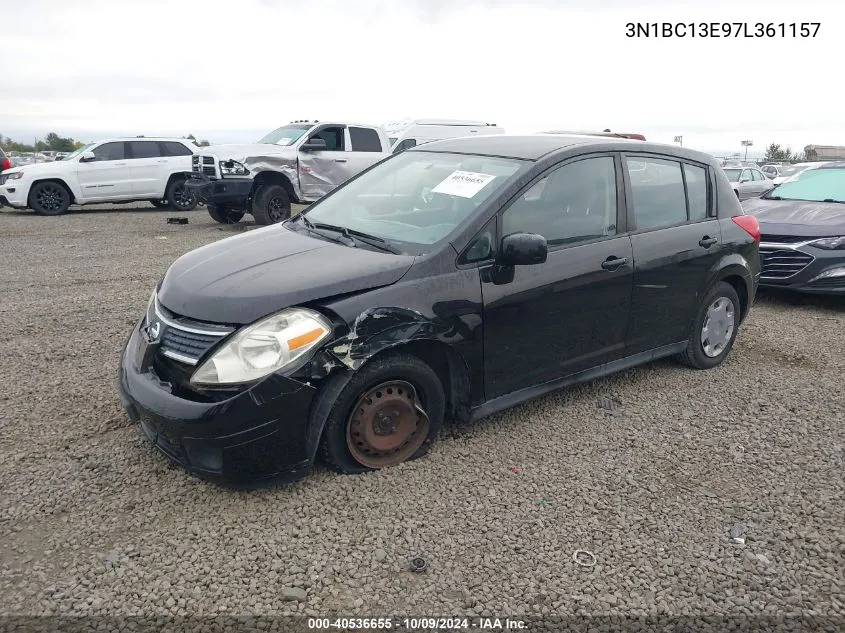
[
  {"xmin": 191, "ymin": 155, "xmax": 217, "ymax": 178},
  {"xmin": 759, "ymin": 234, "xmax": 808, "ymax": 244},
  {"xmin": 160, "ymin": 327, "xmax": 221, "ymax": 364},
  {"xmin": 152, "ymin": 298, "xmax": 233, "ymax": 365},
  {"xmin": 758, "ymin": 247, "xmax": 814, "ymax": 279}
]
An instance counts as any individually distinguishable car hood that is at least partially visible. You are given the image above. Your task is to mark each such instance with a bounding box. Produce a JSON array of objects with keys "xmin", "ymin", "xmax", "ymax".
[
  {"xmin": 200, "ymin": 143, "xmax": 296, "ymax": 162},
  {"xmin": 157, "ymin": 225, "xmax": 415, "ymax": 324},
  {"xmin": 2, "ymin": 162, "xmax": 56, "ymax": 177},
  {"xmin": 741, "ymin": 197, "xmax": 845, "ymax": 236}
]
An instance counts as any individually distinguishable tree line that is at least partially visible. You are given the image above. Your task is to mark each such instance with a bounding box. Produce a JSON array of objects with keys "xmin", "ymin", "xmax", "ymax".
[
  {"xmin": 0, "ymin": 132, "xmax": 211, "ymax": 153},
  {"xmin": 763, "ymin": 143, "xmax": 806, "ymax": 163}
]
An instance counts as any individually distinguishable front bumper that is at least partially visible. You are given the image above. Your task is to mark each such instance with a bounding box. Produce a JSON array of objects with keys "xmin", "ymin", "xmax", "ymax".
[
  {"xmin": 758, "ymin": 244, "xmax": 845, "ymax": 294},
  {"xmin": 117, "ymin": 317, "xmax": 318, "ymax": 486},
  {"xmin": 183, "ymin": 173, "xmax": 252, "ymax": 210},
  {"xmin": 0, "ymin": 184, "xmax": 28, "ymax": 208}
]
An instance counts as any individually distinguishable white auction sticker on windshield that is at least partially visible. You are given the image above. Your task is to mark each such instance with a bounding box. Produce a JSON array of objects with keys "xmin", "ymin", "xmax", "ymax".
[{"xmin": 431, "ymin": 171, "xmax": 496, "ymax": 198}]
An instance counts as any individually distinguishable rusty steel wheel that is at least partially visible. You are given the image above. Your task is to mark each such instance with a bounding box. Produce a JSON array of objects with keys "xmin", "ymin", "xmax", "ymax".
[{"xmin": 345, "ymin": 380, "xmax": 431, "ymax": 469}]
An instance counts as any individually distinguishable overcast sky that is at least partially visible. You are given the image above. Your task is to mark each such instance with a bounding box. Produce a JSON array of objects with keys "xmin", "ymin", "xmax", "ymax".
[{"xmin": 1, "ymin": 0, "xmax": 838, "ymax": 156}]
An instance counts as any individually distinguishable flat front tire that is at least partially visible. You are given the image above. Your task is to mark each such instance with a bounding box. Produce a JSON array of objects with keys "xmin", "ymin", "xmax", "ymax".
[
  {"xmin": 319, "ymin": 353, "xmax": 445, "ymax": 474},
  {"xmin": 677, "ymin": 281, "xmax": 741, "ymax": 370}
]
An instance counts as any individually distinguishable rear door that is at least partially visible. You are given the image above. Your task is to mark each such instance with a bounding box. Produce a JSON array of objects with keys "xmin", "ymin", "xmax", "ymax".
[
  {"xmin": 481, "ymin": 153, "xmax": 634, "ymax": 397},
  {"xmin": 348, "ymin": 126, "xmax": 388, "ymax": 171},
  {"xmin": 298, "ymin": 125, "xmax": 351, "ymax": 199},
  {"xmin": 126, "ymin": 141, "xmax": 167, "ymax": 197},
  {"xmin": 750, "ymin": 168, "xmax": 771, "ymax": 196},
  {"xmin": 76, "ymin": 141, "xmax": 132, "ymax": 200},
  {"xmin": 622, "ymin": 154, "xmax": 723, "ymax": 355}
]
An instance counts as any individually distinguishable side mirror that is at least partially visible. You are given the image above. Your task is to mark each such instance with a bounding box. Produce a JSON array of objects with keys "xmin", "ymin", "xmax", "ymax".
[
  {"xmin": 79, "ymin": 151, "xmax": 96, "ymax": 162},
  {"xmin": 301, "ymin": 138, "xmax": 327, "ymax": 151},
  {"xmin": 498, "ymin": 232, "xmax": 547, "ymax": 266}
]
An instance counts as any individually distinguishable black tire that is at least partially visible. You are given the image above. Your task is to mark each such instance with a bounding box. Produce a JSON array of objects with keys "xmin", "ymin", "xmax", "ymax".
[
  {"xmin": 165, "ymin": 178, "xmax": 198, "ymax": 212},
  {"xmin": 28, "ymin": 181, "xmax": 71, "ymax": 215},
  {"xmin": 207, "ymin": 204, "xmax": 245, "ymax": 224},
  {"xmin": 150, "ymin": 199, "xmax": 169, "ymax": 209},
  {"xmin": 252, "ymin": 184, "xmax": 291, "ymax": 225},
  {"xmin": 677, "ymin": 281, "xmax": 741, "ymax": 370},
  {"xmin": 319, "ymin": 353, "xmax": 445, "ymax": 474}
]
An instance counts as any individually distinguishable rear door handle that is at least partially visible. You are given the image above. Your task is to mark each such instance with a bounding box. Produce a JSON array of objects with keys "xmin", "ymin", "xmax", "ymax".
[
  {"xmin": 699, "ymin": 236, "xmax": 718, "ymax": 248},
  {"xmin": 601, "ymin": 256, "xmax": 628, "ymax": 271},
  {"xmin": 334, "ymin": 158, "xmax": 348, "ymax": 163}
]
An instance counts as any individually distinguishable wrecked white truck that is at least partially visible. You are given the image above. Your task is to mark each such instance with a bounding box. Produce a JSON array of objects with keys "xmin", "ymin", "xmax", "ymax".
[{"xmin": 185, "ymin": 121, "xmax": 392, "ymax": 225}]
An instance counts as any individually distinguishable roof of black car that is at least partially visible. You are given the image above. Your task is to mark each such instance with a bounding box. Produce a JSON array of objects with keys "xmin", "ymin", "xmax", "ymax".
[{"xmin": 411, "ymin": 134, "xmax": 688, "ymax": 161}]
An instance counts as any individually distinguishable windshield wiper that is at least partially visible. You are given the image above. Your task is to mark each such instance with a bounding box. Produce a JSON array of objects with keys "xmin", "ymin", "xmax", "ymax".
[
  {"xmin": 290, "ymin": 214, "xmax": 351, "ymax": 246},
  {"xmin": 306, "ymin": 221, "xmax": 403, "ymax": 254}
]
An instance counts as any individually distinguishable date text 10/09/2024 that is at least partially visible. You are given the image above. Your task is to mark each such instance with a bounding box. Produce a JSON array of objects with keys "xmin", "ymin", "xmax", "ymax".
[{"xmin": 626, "ymin": 22, "xmax": 820, "ymax": 38}]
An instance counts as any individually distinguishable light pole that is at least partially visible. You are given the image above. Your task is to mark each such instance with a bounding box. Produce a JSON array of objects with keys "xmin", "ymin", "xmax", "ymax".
[
  {"xmin": 741, "ymin": 139, "xmax": 753, "ymax": 161},
  {"xmin": 674, "ymin": 135, "xmax": 683, "ymax": 147}
]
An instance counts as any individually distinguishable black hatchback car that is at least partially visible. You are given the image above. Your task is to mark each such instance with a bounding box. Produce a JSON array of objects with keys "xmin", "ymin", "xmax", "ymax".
[
  {"xmin": 742, "ymin": 162, "xmax": 845, "ymax": 294},
  {"xmin": 117, "ymin": 135, "xmax": 761, "ymax": 486}
]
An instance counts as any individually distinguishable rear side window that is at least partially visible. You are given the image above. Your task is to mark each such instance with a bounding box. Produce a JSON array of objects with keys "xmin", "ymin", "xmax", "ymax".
[
  {"xmin": 91, "ymin": 142, "xmax": 125, "ymax": 161},
  {"xmin": 127, "ymin": 141, "xmax": 160, "ymax": 159},
  {"xmin": 683, "ymin": 163, "xmax": 708, "ymax": 221},
  {"xmin": 349, "ymin": 127, "xmax": 383, "ymax": 152},
  {"xmin": 159, "ymin": 141, "xmax": 193, "ymax": 157},
  {"xmin": 626, "ymin": 157, "xmax": 687, "ymax": 230}
]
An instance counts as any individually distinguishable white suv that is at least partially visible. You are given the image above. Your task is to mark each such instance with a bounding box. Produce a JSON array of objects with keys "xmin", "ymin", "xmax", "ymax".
[{"xmin": 0, "ymin": 137, "xmax": 200, "ymax": 216}]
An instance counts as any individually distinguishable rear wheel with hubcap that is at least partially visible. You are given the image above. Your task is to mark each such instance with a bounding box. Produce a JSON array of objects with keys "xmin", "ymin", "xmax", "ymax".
[
  {"xmin": 29, "ymin": 181, "xmax": 71, "ymax": 215},
  {"xmin": 319, "ymin": 354, "xmax": 444, "ymax": 474},
  {"xmin": 252, "ymin": 184, "xmax": 291, "ymax": 225},
  {"xmin": 677, "ymin": 281, "xmax": 741, "ymax": 369}
]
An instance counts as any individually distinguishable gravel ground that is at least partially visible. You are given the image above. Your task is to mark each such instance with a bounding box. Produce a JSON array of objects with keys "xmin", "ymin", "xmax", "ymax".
[{"xmin": 1, "ymin": 204, "xmax": 843, "ymax": 628}]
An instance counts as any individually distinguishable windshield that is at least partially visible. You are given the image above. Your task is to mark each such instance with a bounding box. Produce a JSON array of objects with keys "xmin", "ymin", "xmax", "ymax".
[
  {"xmin": 724, "ymin": 168, "xmax": 741, "ymax": 182},
  {"xmin": 767, "ymin": 167, "xmax": 845, "ymax": 202},
  {"xmin": 257, "ymin": 125, "xmax": 311, "ymax": 146},
  {"xmin": 64, "ymin": 143, "xmax": 94, "ymax": 161},
  {"xmin": 300, "ymin": 150, "xmax": 527, "ymax": 252}
]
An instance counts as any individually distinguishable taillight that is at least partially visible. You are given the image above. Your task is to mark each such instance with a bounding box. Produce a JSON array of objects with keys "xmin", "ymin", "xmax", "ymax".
[
  {"xmin": 732, "ymin": 215, "xmax": 761, "ymax": 243},
  {"xmin": 1, "ymin": 158, "xmax": 10, "ymax": 171}
]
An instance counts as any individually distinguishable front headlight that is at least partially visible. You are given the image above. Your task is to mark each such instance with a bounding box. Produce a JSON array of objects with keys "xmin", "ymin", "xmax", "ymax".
[
  {"xmin": 219, "ymin": 160, "xmax": 249, "ymax": 177},
  {"xmin": 809, "ymin": 236, "xmax": 845, "ymax": 250},
  {"xmin": 190, "ymin": 308, "xmax": 331, "ymax": 385},
  {"xmin": 4, "ymin": 171, "xmax": 24, "ymax": 180}
]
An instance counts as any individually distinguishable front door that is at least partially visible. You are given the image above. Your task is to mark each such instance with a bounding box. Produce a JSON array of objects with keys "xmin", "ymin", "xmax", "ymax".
[
  {"xmin": 481, "ymin": 154, "xmax": 634, "ymax": 399},
  {"xmin": 622, "ymin": 155, "xmax": 724, "ymax": 354},
  {"xmin": 298, "ymin": 125, "xmax": 354, "ymax": 199},
  {"xmin": 76, "ymin": 141, "xmax": 133, "ymax": 200}
]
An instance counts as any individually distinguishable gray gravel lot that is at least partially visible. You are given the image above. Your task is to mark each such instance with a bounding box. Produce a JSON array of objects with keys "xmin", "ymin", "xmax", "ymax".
[{"xmin": 1, "ymin": 204, "xmax": 844, "ymax": 626}]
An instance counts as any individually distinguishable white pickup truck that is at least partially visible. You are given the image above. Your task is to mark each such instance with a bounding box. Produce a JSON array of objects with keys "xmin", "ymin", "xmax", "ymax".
[{"xmin": 186, "ymin": 121, "xmax": 392, "ymax": 225}]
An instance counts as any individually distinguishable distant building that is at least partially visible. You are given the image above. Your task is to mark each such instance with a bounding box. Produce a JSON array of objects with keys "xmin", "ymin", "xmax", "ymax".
[{"xmin": 804, "ymin": 145, "xmax": 845, "ymax": 161}]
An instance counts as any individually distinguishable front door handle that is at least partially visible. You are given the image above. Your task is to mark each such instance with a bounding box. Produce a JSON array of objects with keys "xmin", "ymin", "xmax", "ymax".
[
  {"xmin": 334, "ymin": 158, "xmax": 348, "ymax": 163},
  {"xmin": 699, "ymin": 236, "xmax": 718, "ymax": 248},
  {"xmin": 601, "ymin": 256, "xmax": 628, "ymax": 271}
]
